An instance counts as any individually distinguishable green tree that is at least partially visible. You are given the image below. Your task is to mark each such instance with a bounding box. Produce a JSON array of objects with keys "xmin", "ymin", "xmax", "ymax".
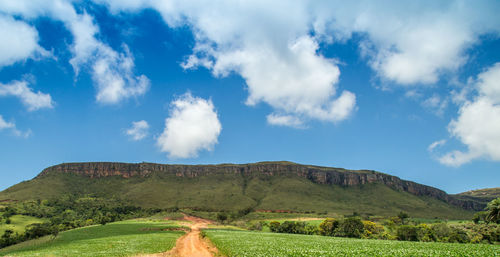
[
  {"xmin": 472, "ymin": 211, "xmax": 488, "ymax": 224},
  {"xmin": 485, "ymin": 198, "xmax": 500, "ymax": 224},
  {"xmin": 398, "ymin": 211, "xmax": 409, "ymax": 225},
  {"xmin": 216, "ymin": 212, "xmax": 228, "ymax": 223}
]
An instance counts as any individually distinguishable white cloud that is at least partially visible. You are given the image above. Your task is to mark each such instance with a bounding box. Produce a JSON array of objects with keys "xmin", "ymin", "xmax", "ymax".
[
  {"xmin": 126, "ymin": 120, "xmax": 149, "ymax": 141},
  {"xmin": 94, "ymin": 0, "xmax": 500, "ymax": 127},
  {"xmin": 313, "ymin": 1, "xmax": 500, "ymax": 85},
  {"xmin": 437, "ymin": 63, "xmax": 500, "ymax": 166},
  {"xmin": 95, "ymin": 0, "xmax": 357, "ymax": 127},
  {"xmin": 428, "ymin": 139, "xmax": 446, "ymax": 152},
  {"xmin": 0, "ymin": 115, "xmax": 31, "ymax": 138},
  {"xmin": 267, "ymin": 114, "xmax": 304, "ymax": 128},
  {"xmin": 422, "ymin": 94, "xmax": 448, "ymax": 116},
  {"xmin": 0, "ymin": 80, "xmax": 54, "ymax": 111},
  {"xmin": 0, "ymin": 115, "xmax": 15, "ymax": 130},
  {"xmin": 157, "ymin": 93, "xmax": 221, "ymax": 159},
  {"xmin": 0, "ymin": 14, "xmax": 47, "ymax": 67},
  {"xmin": 0, "ymin": 0, "xmax": 149, "ymax": 104}
]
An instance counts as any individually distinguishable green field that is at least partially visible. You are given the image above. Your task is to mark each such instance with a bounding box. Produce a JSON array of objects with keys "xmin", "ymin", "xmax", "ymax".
[
  {"xmin": 0, "ymin": 220, "xmax": 184, "ymax": 257},
  {"xmin": 204, "ymin": 229, "xmax": 500, "ymax": 257},
  {"xmin": 0, "ymin": 215, "xmax": 47, "ymax": 234}
]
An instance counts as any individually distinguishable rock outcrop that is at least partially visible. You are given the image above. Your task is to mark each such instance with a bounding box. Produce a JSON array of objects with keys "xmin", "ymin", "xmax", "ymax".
[{"xmin": 37, "ymin": 161, "xmax": 483, "ymax": 211}]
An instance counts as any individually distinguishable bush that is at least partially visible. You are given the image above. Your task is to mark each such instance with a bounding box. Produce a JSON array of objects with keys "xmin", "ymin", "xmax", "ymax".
[
  {"xmin": 473, "ymin": 211, "xmax": 488, "ymax": 224},
  {"xmin": 336, "ymin": 217, "xmax": 364, "ymax": 238},
  {"xmin": 269, "ymin": 221, "xmax": 280, "ymax": 232},
  {"xmin": 305, "ymin": 224, "xmax": 318, "ymax": 235},
  {"xmin": 216, "ymin": 212, "xmax": 228, "ymax": 223},
  {"xmin": 417, "ymin": 224, "xmax": 437, "ymax": 242},
  {"xmin": 319, "ymin": 218, "xmax": 339, "ymax": 236},
  {"xmin": 278, "ymin": 221, "xmax": 306, "ymax": 234},
  {"xmin": 362, "ymin": 220, "xmax": 384, "ymax": 239},
  {"xmin": 431, "ymin": 223, "xmax": 451, "ymax": 242},
  {"xmin": 448, "ymin": 227, "xmax": 469, "ymax": 243},
  {"xmin": 396, "ymin": 225, "xmax": 420, "ymax": 241}
]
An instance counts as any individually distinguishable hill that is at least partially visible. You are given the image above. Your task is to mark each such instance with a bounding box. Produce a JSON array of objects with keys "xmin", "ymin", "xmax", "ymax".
[
  {"xmin": 452, "ymin": 187, "xmax": 500, "ymax": 209},
  {"xmin": 0, "ymin": 162, "xmax": 482, "ymax": 219}
]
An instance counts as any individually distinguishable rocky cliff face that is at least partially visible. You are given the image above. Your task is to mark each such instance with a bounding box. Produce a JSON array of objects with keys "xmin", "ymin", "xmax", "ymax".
[{"xmin": 37, "ymin": 161, "xmax": 482, "ymax": 211}]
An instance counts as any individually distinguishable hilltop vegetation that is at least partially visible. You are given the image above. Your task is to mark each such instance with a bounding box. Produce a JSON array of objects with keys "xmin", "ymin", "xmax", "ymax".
[{"xmin": 0, "ymin": 162, "xmax": 476, "ymax": 220}]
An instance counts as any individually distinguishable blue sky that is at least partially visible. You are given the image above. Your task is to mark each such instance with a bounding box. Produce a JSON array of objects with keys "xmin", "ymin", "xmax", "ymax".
[{"xmin": 0, "ymin": 1, "xmax": 499, "ymax": 193}]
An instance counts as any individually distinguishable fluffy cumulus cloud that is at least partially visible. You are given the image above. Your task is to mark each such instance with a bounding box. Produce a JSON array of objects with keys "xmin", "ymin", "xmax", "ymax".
[
  {"xmin": 0, "ymin": 14, "xmax": 47, "ymax": 67},
  {"xmin": 94, "ymin": 0, "xmax": 500, "ymax": 126},
  {"xmin": 0, "ymin": 0, "xmax": 149, "ymax": 104},
  {"xmin": 96, "ymin": 0, "xmax": 357, "ymax": 126},
  {"xmin": 312, "ymin": 1, "xmax": 500, "ymax": 85},
  {"xmin": 0, "ymin": 115, "xmax": 31, "ymax": 138},
  {"xmin": 0, "ymin": 80, "xmax": 53, "ymax": 111},
  {"xmin": 435, "ymin": 63, "xmax": 500, "ymax": 166},
  {"xmin": 126, "ymin": 120, "xmax": 149, "ymax": 141},
  {"xmin": 157, "ymin": 93, "xmax": 221, "ymax": 159}
]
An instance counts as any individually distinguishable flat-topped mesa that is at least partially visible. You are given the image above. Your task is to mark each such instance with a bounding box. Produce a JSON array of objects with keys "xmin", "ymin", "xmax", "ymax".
[{"xmin": 37, "ymin": 161, "xmax": 481, "ymax": 210}]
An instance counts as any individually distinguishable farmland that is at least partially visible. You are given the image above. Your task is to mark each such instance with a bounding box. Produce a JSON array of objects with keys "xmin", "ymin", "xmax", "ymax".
[
  {"xmin": 0, "ymin": 220, "xmax": 184, "ymax": 257},
  {"xmin": 204, "ymin": 229, "xmax": 500, "ymax": 257}
]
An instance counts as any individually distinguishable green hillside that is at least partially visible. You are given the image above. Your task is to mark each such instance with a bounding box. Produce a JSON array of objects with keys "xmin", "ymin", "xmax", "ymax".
[{"xmin": 0, "ymin": 162, "xmax": 474, "ymax": 219}]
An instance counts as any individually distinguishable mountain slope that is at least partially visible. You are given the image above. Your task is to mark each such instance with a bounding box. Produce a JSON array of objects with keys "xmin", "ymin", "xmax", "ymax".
[{"xmin": 0, "ymin": 162, "xmax": 479, "ymax": 219}]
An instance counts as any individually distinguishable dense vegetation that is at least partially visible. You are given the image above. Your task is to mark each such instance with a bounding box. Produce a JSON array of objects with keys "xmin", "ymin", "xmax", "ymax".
[
  {"xmin": 0, "ymin": 196, "xmax": 164, "ymax": 248},
  {"xmin": 0, "ymin": 220, "xmax": 184, "ymax": 256},
  {"xmin": 203, "ymin": 229, "xmax": 499, "ymax": 257},
  {"xmin": 263, "ymin": 216, "xmax": 499, "ymax": 244}
]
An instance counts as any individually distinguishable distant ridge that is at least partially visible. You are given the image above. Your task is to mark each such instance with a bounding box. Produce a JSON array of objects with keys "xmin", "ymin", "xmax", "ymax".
[
  {"xmin": 0, "ymin": 161, "xmax": 486, "ymax": 218},
  {"xmin": 36, "ymin": 161, "xmax": 484, "ymax": 211}
]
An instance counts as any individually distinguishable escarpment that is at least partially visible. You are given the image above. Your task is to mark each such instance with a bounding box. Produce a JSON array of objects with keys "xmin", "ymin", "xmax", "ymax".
[{"xmin": 37, "ymin": 161, "xmax": 484, "ymax": 211}]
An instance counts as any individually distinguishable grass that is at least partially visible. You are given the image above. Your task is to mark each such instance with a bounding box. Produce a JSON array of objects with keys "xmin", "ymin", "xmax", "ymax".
[
  {"xmin": 0, "ymin": 170, "xmax": 474, "ymax": 219},
  {"xmin": 0, "ymin": 214, "xmax": 47, "ymax": 234},
  {"xmin": 0, "ymin": 220, "xmax": 184, "ymax": 257},
  {"xmin": 203, "ymin": 229, "xmax": 500, "ymax": 257}
]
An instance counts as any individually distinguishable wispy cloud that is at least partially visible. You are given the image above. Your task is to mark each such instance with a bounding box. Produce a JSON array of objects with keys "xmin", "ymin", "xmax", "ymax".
[
  {"xmin": 125, "ymin": 120, "xmax": 149, "ymax": 141},
  {"xmin": 0, "ymin": 115, "xmax": 31, "ymax": 138}
]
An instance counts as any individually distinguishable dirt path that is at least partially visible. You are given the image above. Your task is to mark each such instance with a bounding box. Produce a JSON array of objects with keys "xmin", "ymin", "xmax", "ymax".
[{"xmin": 137, "ymin": 215, "xmax": 215, "ymax": 257}]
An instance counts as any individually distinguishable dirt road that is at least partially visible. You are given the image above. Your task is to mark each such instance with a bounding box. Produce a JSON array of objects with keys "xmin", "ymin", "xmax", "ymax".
[{"xmin": 138, "ymin": 215, "xmax": 215, "ymax": 257}]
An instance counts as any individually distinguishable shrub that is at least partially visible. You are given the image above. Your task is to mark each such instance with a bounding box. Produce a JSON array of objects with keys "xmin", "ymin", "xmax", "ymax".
[
  {"xmin": 216, "ymin": 212, "xmax": 228, "ymax": 223},
  {"xmin": 305, "ymin": 224, "xmax": 318, "ymax": 235},
  {"xmin": 278, "ymin": 221, "xmax": 306, "ymax": 234},
  {"xmin": 319, "ymin": 218, "xmax": 339, "ymax": 236},
  {"xmin": 362, "ymin": 220, "xmax": 384, "ymax": 239},
  {"xmin": 396, "ymin": 225, "xmax": 420, "ymax": 241},
  {"xmin": 269, "ymin": 221, "xmax": 280, "ymax": 232},
  {"xmin": 336, "ymin": 217, "xmax": 364, "ymax": 238},
  {"xmin": 417, "ymin": 224, "xmax": 437, "ymax": 242},
  {"xmin": 448, "ymin": 227, "xmax": 469, "ymax": 243},
  {"xmin": 473, "ymin": 211, "xmax": 488, "ymax": 224},
  {"xmin": 431, "ymin": 223, "xmax": 451, "ymax": 242}
]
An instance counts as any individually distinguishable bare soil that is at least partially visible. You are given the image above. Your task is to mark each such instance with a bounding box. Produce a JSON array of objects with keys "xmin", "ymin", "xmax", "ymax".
[{"xmin": 136, "ymin": 215, "xmax": 216, "ymax": 257}]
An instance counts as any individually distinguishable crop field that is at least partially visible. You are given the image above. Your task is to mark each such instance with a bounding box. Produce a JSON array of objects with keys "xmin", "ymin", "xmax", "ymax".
[
  {"xmin": 0, "ymin": 220, "xmax": 185, "ymax": 257},
  {"xmin": 203, "ymin": 229, "xmax": 500, "ymax": 257}
]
